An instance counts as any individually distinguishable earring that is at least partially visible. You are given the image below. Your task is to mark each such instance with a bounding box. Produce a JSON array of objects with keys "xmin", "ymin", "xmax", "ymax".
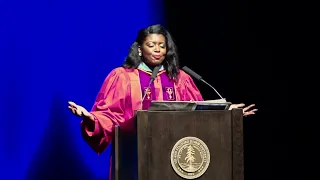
[{"xmin": 139, "ymin": 52, "xmax": 142, "ymax": 56}]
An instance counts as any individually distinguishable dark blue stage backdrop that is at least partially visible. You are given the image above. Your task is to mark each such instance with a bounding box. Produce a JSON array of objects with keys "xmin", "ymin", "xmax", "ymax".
[{"xmin": 0, "ymin": 0, "xmax": 163, "ymax": 179}]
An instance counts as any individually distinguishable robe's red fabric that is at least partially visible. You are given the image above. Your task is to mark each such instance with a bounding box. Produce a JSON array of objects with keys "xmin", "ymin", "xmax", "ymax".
[{"xmin": 80, "ymin": 67, "xmax": 203, "ymax": 179}]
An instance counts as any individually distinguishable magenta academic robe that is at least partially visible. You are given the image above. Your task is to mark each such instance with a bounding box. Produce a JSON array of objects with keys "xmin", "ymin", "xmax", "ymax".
[{"xmin": 80, "ymin": 67, "xmax": 203, "ymax": 179}]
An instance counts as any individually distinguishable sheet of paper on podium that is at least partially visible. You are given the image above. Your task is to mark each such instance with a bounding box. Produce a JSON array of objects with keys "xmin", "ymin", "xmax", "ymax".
[{"xmin": 148, "ymin": 99, "xmax": 231, "ymax": 111}]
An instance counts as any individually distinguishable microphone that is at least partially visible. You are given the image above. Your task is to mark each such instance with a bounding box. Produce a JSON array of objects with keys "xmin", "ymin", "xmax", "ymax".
[
  {"xmin": 140, "ymin": 65, "xmax": 161, "ymax": 109},
  {"xmin": 182, "ymin": 66, "xmax": 225, "ymax": 100}
]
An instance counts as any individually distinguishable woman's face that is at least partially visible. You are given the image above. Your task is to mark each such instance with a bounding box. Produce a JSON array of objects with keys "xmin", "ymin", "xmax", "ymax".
[{"xmin": 139, "ymin": 34, "xmax": 167, "ymax": 66}]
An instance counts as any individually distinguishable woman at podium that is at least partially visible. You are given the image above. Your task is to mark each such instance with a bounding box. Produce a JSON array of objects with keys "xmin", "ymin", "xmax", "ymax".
[{"xmin": 67, "ymin": 24, "xmax": 257, "ymax": 176}]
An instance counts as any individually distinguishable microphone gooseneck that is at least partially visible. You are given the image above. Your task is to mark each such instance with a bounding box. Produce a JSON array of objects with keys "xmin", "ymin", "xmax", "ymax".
[{"xmin": 182, "ymin": 66, "xmax": 224, "ymax": 100}]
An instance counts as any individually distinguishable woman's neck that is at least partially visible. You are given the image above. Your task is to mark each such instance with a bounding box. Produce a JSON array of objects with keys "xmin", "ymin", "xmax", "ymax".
[
  {"xmin": 139, "ymin": 61, "xmax": 163, "ymax": 72},
  {"xmin": 143, "ymin": 62, "xmax": 157, "ymax": 71}
]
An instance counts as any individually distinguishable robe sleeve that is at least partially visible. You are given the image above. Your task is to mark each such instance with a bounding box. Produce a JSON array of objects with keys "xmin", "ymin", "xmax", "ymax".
[
  {"xmin": 180, "ymin": 70, "xmax": 204, "ymax": 101},
  {"xmin": 184, "ymin": 75, "xmax": 204, "ymax": 101},
  {"xmin": 80, "ymin": 68, "xmax": 130, "ymax": 155}
]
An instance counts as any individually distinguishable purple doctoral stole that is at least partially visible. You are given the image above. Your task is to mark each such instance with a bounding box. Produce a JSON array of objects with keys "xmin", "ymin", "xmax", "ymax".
[{"xmin": 138, "ymin": 69, "xmax": 176, "ymax": 110}]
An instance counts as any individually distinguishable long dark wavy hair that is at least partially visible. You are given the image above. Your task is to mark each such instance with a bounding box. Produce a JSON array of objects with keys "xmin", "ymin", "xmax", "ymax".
[{"xmin": 123, "ymin": 24, "xmax": 180, "ymax": 81}]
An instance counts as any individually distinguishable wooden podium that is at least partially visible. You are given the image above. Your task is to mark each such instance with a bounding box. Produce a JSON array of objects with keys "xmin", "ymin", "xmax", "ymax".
[{"xmin": 112, "ymin": 109, "xmax": 244, "ymax": 180}]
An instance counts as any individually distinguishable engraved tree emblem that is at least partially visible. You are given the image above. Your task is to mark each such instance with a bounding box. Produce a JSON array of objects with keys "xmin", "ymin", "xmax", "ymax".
[{"xmin": 185, "ymin": 145, "xmax": 196, "ymax": 171}]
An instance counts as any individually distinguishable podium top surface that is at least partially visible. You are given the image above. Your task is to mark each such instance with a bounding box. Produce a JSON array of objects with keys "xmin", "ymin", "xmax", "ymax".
[{"xmin": 148, "ymin": 100, "xmax": 232, "ymax": 111}]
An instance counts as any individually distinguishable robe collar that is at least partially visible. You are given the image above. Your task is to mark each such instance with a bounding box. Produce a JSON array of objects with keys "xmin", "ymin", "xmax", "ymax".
[{"xmin": 138, "ymin": 62, "xmax": 164, "ymax": 72}]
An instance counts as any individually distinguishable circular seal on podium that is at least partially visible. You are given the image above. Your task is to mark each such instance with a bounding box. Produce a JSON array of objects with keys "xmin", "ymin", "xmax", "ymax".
[{"xmin": 170, "ymin": 136, "xmax": 210, "ymax": 179}]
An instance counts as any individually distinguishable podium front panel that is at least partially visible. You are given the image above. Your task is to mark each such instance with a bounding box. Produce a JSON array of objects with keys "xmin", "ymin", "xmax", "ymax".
[{"xmin": 137, "ymin": 110, "xmax": 237, "ymax": 180}]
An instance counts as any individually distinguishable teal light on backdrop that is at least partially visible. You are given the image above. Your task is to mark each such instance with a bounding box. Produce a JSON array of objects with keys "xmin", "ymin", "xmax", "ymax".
[{"xmin": 0, "ymin": 0, "xmax": 163, "ymax": 179}]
